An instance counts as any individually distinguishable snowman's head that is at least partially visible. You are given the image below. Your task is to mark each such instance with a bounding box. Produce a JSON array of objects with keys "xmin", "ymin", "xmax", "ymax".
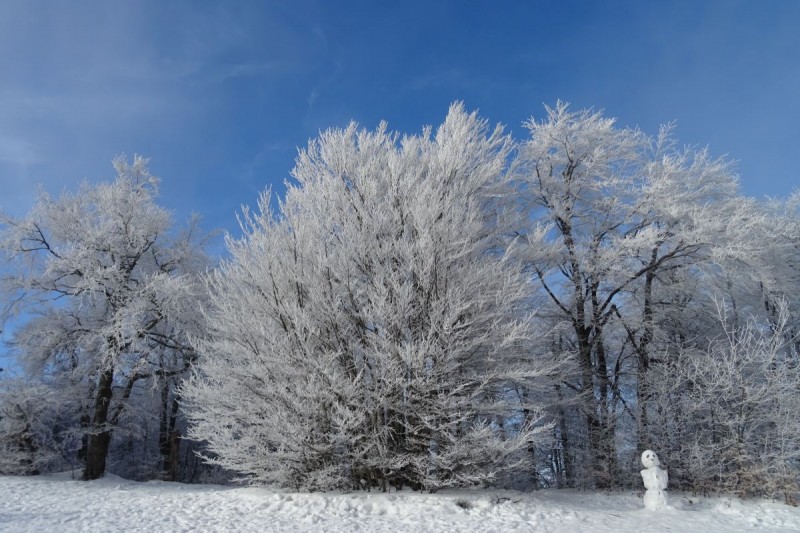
[{"xmin": 641, "ymin": 450, "xmax": 660, "ymax": 468}]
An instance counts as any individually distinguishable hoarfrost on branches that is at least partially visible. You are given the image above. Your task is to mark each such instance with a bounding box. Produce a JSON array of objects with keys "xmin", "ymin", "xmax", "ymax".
[
  {"xmin": 183, "ymin": 104, "xmax": 556, "ymax": 492},
  {"xmin": 0, "ymin": 156, "xmax": 209, "ymax": 480}
]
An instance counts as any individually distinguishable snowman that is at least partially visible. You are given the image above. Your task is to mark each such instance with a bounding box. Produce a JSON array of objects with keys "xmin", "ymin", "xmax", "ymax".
[{"xmin": 640, "ymin": 449, "xmax": 670, "ymax": 510}]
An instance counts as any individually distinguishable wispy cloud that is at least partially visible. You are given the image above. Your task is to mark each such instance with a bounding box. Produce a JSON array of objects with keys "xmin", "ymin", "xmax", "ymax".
[
  {"xmin": 0, "ymin": 2, "xmax": 291, "ymax": 210},
  {"xmin": 0, "ymin": 136, "xmax": 39, "ymax": 167},
  {"xmin": 218, "ymin": 62, "xmax": 283, "ymax": 82}
]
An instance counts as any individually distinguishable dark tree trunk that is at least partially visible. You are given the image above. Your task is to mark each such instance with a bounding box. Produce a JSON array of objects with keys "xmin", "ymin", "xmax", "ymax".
[
  {"xmin": 576, "ymin": 324, "xmax": 604, "ymax": 488},
  {"xmin": 159, "ymin": 382, "xmax": 182, "ymax": 481},
  {"xmin": 637, "ymin": 267, "xmax": 656, "ymax": 454},
  {"xmin": 77, "ymin": 411, "xmax": 90, "ymax": 467},
  {"xmin": 521, "ymin": 396, "xmax": 540, "ymax": 489},
  {"xmin": 158, "ymin": 381, "xmax": 170, "ymax": 475},
  {"xmin": 166, "ymin": 430, "xmax": 181, "ymax": 481},
  {"xmin": 593, "ymin": 338, "xmax": 617, "ymax": 488},
  {"xmin": 77, "ymin": 380, "xmax": 96, "ymax": 467},
  {"xmin": 82, "ymin": 367, "xmax": 114, "ymax": 480},
  {"xmin": 555, "ymin": 383, "xmax": 573, "ymax": 488},
  {"xmin": 576, "ymin": 321, "xmax": 617, "ymax": 489}
]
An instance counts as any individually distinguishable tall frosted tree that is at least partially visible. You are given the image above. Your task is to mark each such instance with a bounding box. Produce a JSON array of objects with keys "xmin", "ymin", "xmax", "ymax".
[
  {"xmin": 515, "ymin": 103, "xmax": 740, "ymax": 488},
  {"xmin": 0, "ymin": 157, "xmax": 208, "ymax": 480},
  {"xmin": 184, "ymin": 104, "xmax": 554, "ymax": 491}
]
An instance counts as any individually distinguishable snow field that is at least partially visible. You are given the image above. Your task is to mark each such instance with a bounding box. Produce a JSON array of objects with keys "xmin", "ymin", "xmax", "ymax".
[{"xmin": 2, "ymin": 473, "xmax": 799, "ymax": 532}]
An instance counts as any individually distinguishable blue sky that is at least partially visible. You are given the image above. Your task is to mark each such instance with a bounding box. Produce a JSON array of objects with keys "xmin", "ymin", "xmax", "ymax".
[{"xmin": 1, "ymin": 0, "xmax": 799, "ymax": 249}]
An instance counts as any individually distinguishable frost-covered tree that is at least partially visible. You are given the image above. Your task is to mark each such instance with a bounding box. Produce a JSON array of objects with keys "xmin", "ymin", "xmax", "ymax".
[
  {"xmin": 755, "ymin": 193, "xmax": 800, "ymax": 350},
  {"xmin": 0, "ymin": 379, "xmax": 66, "ymax": 475},
  {"xmin": 648, "ymin": 300, "xmax": 800, "ymax": 501},
  {"xmin": 0, "ymin": 156, "xmax": 208, "ymax": 480},
  {"xmin": 641, "ymin": 188, "xmax": 800, "ymax": 497},
  {"xmin": 184, "ymin": 104, "xmax": 555, "ymax": 491},
  {"xmin": 515, "ymin": 103, "xmax": 740, "ymax": 488}
]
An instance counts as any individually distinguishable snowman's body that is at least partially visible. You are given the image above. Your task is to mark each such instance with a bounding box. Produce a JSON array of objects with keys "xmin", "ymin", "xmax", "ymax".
[{"xmin": 640, "ymin": 450, "xmax": 670, "ymax": 510}]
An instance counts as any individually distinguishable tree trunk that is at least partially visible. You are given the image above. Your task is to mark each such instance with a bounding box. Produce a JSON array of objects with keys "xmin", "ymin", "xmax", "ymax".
[
  {"xmin": 636, "ymin": 259, "xmax": 657, "ymax": 454},
  {"xmin": 576, "ymin": 322, "xmax": 617, "ymax": 489},
  {"xmin": 555, "ymin": 383, "xmax": 573, "ymax": 488},
  {"xmin": 594, "ymin": 339, "xmax": 617, "ymax": 488},
  {"xmin": 576, "ymin": 324, "xmax": 605, "ymax": 488},
  {"xmin": 158, "ymin": 380, "xmax": 170, "ymax": 476},
  {"xmin": 77, "ymin": 410, "xmax": 90, "ymax": 467},
  {"xmin": 77, "ymin": 380, "xmax": 96, "ymax": 467},
  {"xmin": 82, "ymin": 367, "xmax": 114, "ymax": 480},
  {"xmin": 159, "ymin": 383, "xmax": 182, "ymax": 481},
  {"xmin": 521, "ymin": 404, "xmax": 539, "ymax": 489}
]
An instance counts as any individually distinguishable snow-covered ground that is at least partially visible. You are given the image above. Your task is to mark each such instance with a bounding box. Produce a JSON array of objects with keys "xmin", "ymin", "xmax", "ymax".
[{"xmin": 1, "ymin": 473, "xmax": 798, "ymax": 532}]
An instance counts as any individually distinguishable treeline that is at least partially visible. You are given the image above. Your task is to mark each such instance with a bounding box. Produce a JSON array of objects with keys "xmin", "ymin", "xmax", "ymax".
[{"xmin": 1, "ymin": 103, "xmax": 798, "ymax": 500}]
